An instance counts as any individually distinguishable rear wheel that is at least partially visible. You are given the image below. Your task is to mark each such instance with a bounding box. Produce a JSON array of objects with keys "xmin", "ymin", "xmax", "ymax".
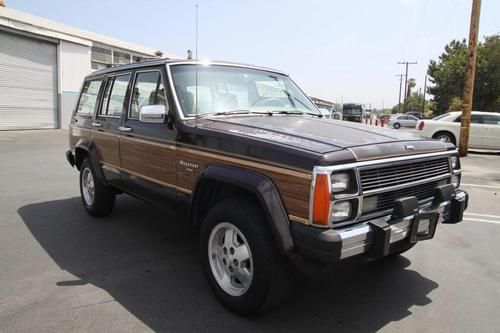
[
  {"xmin": 200, "ymin": 199, "xmax": 294, "ymax": 315},
  {"xmin": 393, "ymin": 122, "xmax": 401, "ymax": 129},
  {"xmin": 433, "ymin": 131, "xmax": 456, "ymax": 145},
  {"xmin": 79, "ymin": 158, "xmax": 115, "ymax": 217}
]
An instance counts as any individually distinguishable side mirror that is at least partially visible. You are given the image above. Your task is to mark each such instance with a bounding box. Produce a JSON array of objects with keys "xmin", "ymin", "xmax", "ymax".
[{"xmin": 139, "ymin": 105, "xmax": 167, "ymax": 124}]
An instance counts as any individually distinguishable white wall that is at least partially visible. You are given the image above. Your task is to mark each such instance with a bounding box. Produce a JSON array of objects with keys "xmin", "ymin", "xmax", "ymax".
[{"xmin": 58, "ymin": 40, "xmax": 91, "ymax": 129}]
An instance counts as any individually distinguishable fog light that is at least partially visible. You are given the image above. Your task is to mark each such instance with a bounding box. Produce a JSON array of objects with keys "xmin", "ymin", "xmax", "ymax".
[
  {"xmin": 451, "ymin": 174, "xmax": 460, "ymax": 188},
  {"xmin": 332, "ymin": 201, "xmax": 352, "ymax": 223},
  {"xmin": 331, "ymin": 173, "xmax": 350, "ymax": 193}
]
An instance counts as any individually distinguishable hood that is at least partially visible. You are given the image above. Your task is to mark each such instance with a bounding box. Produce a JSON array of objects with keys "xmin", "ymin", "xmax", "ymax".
[{"xmin": 193, "ymin": 115, "xmax": 447, "ymax": 155}]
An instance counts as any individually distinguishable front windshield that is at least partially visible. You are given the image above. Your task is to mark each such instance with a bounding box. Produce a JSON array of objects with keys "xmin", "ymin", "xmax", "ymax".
[{"xmin": 170, "ymin": 64, "xmax": 319, "ymax": 117}]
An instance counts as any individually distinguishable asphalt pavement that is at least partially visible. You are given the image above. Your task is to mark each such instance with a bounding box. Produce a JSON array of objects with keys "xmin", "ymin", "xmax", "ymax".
[{"xmin": 1, "ymin": 130, "xmax": 499, "ymax": 333}]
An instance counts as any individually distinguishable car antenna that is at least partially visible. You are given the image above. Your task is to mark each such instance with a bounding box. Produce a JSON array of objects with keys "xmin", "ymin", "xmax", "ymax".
[{"xmin": 195, "ymin": 4, "xmax": 199, "ymax": 128}]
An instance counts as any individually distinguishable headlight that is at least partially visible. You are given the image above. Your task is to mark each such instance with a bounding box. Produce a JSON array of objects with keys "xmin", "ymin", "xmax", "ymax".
[
  {"xmin": 451, "ymin": 174, "xmax": 460, "ymax": 188},
  {"xmin": 451, "ymin": 155, "xmax": 459, "ymax": 170},
  {"xmin": 332, "ymin": 201, "xmax": 352, "ymax": 223},
  {"xmin": 331, "ymin": 172, "xmax": 350, "ymax": 193}
]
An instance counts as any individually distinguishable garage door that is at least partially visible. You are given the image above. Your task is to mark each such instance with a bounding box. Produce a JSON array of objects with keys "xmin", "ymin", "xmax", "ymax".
[{"xmin": 0, "ymin": 31, "xmax": 58, "ymax": 130}]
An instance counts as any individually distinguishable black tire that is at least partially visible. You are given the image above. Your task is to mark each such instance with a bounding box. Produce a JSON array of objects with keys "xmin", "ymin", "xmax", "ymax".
[
  {"xmin": 393, "ymin": 122, "xmax": 401, "ymax": 129},
  {"xmin": 79, "ymin": 158, "xmax": 115, "ymax": 217},
  {"xmin": 200, "ymin": 199, "xmax": 294, "ymax": 315},
  {"xmin": 433, "ymin": 131, "xmax": 456, "ymax": 145}
]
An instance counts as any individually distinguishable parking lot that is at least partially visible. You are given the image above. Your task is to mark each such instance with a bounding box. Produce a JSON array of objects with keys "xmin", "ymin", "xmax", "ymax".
[{"xmin": 1, "ymin": 129, "xmax": 499, "ymax": 333}]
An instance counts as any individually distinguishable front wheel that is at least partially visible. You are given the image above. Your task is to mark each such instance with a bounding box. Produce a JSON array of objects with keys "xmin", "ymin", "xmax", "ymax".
[
  {"xmin": 433, "ymin": 131, "xmax": 456, "ymax": 145},
  {"xmin": 79, "ymin": 158, "xmax": 115, "ymax": 217},
  {"xmin": 200, "ymin": 199, "xmax": 294, "ymax": 315},
  {"xmin": 393, "ymin": 122, "xmax": 401, "ymax": 129}
]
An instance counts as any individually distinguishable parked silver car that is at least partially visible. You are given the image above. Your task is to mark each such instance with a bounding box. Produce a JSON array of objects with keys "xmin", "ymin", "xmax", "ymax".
[{"xmin": 388, "ymin": 114, "xmax": 419, "ymax": 129}]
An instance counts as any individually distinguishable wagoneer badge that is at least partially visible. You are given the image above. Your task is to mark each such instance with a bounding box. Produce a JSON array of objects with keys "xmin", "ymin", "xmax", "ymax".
[
  {"xmin": 404, "ymin": 144, "xmax": 415, "ymax": 151},
  {"xmin": 180, "ymin": 160, "xmax": 200, "ymax": 171}
]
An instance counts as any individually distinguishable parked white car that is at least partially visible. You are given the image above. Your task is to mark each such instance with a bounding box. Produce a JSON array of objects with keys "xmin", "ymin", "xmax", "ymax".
[
  {"xmin": 416, "ymin": 111, "xmax": 500, "ymax": 149},
  {"xmin": 388, "ymin": 114, "xmax": 419, "ymax": 129}
]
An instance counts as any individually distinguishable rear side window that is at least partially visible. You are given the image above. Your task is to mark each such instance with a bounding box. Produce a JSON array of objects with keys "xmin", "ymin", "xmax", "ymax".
[
  {"xmin": 130, "ymin": 71, "xmax": 167, "ymax": 119},
  {"xmin": 482, "ymin": 115, "xmax": 500, "ymax": 125},
  {"xmin": 99, "ymin": 74, "xmax": 131, "ymax": 117},
  {"xmin": 454, "ymin": 115, "xmax": 482, "ymax": 123},
  {"xmin": 76, "ymin": 79, "xmax": 102, "ymax": 115}
]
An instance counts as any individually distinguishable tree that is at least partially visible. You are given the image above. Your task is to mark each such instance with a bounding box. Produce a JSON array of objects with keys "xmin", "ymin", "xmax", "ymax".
[
  {"xmin": 407, "ymin": 78, "xmax": 416, "ymax": 98},
  {"xmin": 427, "ymin": 35, "xmax": 500, "ymax": 115}
]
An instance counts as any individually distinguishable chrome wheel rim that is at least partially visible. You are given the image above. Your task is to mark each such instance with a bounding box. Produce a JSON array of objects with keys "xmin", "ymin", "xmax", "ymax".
[
  {"xmin": 208, "ymin": 222, "xmax": 253, "ymax": 296},
  {"xmin": 437, "ymin": 135, "xmax": 451, "ymax": 143},
  {"xmin": 81, "ymin": 167, "xmax": 95, "ymax": 206}
]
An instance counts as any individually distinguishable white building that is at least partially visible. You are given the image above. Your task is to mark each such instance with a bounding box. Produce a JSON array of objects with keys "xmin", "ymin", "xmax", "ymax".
[{"xmin": 0, "ymin": 6, "xmax": 171, "ymax": 130}]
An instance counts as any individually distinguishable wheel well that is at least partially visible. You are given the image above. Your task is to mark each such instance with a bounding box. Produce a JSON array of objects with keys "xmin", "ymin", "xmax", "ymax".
[
  {"xmin": 191, "ymin": 180, "xmax": 261, "ymax": 227},
  {"xmin": 432, "ymin": 131, "xmax": 456, "ymax": 144},
  {"xmin": 74, "ymin": 147, "xmax": 89, "ymax": 170}
]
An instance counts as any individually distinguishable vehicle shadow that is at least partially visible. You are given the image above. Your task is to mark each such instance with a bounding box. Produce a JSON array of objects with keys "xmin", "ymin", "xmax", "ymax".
[{"xmin": 19, "ymin": 196, "xmax": 438, "ymax": 332}]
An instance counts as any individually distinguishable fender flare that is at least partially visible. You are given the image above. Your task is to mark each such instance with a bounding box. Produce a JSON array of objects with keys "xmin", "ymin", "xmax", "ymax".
[
  {"xmin": 191, "ymin": 164, "xmax": 295, "ymax": 254},
  {"xmin": 74, "ymin": 139, "xmax": 106, "ymax": 183}
]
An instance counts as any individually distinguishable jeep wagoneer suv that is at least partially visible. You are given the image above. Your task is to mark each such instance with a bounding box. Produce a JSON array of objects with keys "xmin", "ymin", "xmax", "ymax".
[{"xmin": 67, "ymin": 59, "xmax": 468, "ymax": 314}]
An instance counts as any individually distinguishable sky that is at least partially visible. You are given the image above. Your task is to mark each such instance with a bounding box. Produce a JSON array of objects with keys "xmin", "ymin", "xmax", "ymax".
[{"xmin": 6, "ymin": 0, "xmax": 500, "ymax": 109}]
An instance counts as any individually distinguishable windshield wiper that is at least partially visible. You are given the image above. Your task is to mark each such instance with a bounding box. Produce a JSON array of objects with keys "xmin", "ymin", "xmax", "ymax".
[
  {"xmin": 268, "ymin": 110, "xmax": 323, "ymax": 118},
  {"xmin": 195, "ymin": 109, "xmax": 271, "ymax": 118}
]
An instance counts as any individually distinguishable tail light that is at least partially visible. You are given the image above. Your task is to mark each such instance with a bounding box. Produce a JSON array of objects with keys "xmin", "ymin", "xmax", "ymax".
[{"xmin": 417, "ymin": 121, "xmax": 425, "ymax": 130}]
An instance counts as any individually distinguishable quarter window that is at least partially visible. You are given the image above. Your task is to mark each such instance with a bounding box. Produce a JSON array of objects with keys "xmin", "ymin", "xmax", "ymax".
[
  {"xmin": 99, "ymin": 74, "xmax": 131, "ymax": 117},
  {"xmin": 76, "ymin": 80, "xmax": 102, "ymax": 115},
  {"xmin": 130, "ymin": 71, "xmax": 167, "ymax": 119}
]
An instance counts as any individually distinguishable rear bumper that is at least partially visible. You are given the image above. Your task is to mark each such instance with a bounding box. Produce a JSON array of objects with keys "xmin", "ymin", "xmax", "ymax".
[{"xmin": 292, "ymin": 188, "xmax": 468, "ymax": 263}]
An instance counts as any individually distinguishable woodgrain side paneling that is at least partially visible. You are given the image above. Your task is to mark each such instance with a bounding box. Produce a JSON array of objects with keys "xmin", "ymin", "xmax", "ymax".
[
  {"xmin": 120, "ymin": 136, "xmax": 177, "ymax": 186},
  {"xmin": 175, "ymin": 148, "xmax": 312, "ymax": 219},
  {"xmin": 92, "ymin": 131, "xmax": 120, "ymax": 166}
]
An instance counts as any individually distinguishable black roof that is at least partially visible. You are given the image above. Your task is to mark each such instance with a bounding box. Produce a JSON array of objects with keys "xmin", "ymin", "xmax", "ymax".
[{"xmin": 86, "ymin": 59, "xmax": 287, "ymax": 79}]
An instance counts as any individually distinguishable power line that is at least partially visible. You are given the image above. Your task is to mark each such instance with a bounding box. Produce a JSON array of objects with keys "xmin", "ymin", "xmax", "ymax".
[{"xmin": 398, "ymin": 61, "xmax": 417, "ymax": 114}]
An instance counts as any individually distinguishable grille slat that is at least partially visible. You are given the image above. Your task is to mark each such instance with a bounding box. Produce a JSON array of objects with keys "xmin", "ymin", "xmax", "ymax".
[
  {"xmin": 360, "ymin": 166, "xmax": 450, "ymax": 186},
  {"xmin": 364, "ymin": 182, "xmax": 438, "ymax": 213},
  {"xmin": 359, "ymin": 157, "xmax": 450, "ymax": 192}
]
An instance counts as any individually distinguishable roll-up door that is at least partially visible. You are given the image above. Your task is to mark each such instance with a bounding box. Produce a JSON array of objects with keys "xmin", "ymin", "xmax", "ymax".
[{"xmin": 0, "ymin": 30, "xmax": 58, "ymax": 130}]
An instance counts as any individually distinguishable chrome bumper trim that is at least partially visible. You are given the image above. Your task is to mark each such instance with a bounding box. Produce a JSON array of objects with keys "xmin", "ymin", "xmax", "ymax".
[{"xmin": 338, "ymin": 201, "xmax": 449, "ymax": 259}]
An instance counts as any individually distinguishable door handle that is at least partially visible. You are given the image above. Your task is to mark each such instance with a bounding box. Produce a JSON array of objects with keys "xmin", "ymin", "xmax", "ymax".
[
  {"xmin": 91, "ymin": 122, "xmax": 102, "ymax": 127},
  {"xmin": 118, "ymin": 126, "xmax": 133, "ymax": 132}
]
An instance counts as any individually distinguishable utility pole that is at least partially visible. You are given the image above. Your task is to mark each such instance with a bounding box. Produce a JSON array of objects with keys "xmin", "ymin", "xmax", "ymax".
[
  {"xmin": 422, "ymin": 74, "xmax": 427, "ymax": 116},
  {"xmin": 459, "ymin": 0, "xmax": 481, "ymax": 157},
  {"xmin": 398, "ymin": 61, "xmax": 417, "ymax": 114},
  {"xmin": 396, "ymin": 74, "xmax": 404, "ymax": 114}
]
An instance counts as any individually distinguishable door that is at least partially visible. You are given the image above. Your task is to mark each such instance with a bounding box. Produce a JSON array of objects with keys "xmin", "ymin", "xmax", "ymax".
[
  {"xmin": 0, "ymin": 31, "xmax": 57, "ymax": 130},
  {"xmin": 118, "ymin": 68, "xmax": 177, "ymax": 201},
  {"xmin": 454, "ymin": 114, "xmax": 483, "ymax": 148},
  {"xmin": 91, "ymin": 73, "xmax": 131, "ymax": 184},
  {"xmin": 481, "ymin": 114, "xmax": 500, "ymax": 149}
]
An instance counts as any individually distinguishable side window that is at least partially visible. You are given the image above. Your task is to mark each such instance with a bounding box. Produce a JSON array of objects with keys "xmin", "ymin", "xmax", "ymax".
[
  {"xmin": 76, "ymin": 79, "xmax": 102, "ymax": 115},
  {"xmin": 99, "ymin": 74, "xmax": 131, "ymax": 117},
  {"xmin": 454, "ymin": 115, "xmax": 482, "ymax": 123},
  {"xmin": 130, "ymin": 71, "xmax": 167, "ymax": 119},
  {"xmin": 481, "ymin": 115, "xmax": 500, "ymax": 125}
]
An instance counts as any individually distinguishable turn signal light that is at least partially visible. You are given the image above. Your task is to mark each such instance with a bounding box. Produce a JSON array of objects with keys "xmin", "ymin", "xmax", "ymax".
[{"xmin": 312, "ymin": 174, "xmax": 330, "ymax": 226}]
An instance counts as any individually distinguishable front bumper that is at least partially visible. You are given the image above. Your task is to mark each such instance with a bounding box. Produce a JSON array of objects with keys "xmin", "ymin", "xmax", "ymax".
[{"xmin": 292, "ymin": 188, "xmax": 468, "ymax": 263}]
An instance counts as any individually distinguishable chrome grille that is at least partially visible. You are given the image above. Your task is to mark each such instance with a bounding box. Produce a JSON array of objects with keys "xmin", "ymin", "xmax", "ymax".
[{"xmin": 359, "ymin": 157, "xmax": 450, "ymax": 192}]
